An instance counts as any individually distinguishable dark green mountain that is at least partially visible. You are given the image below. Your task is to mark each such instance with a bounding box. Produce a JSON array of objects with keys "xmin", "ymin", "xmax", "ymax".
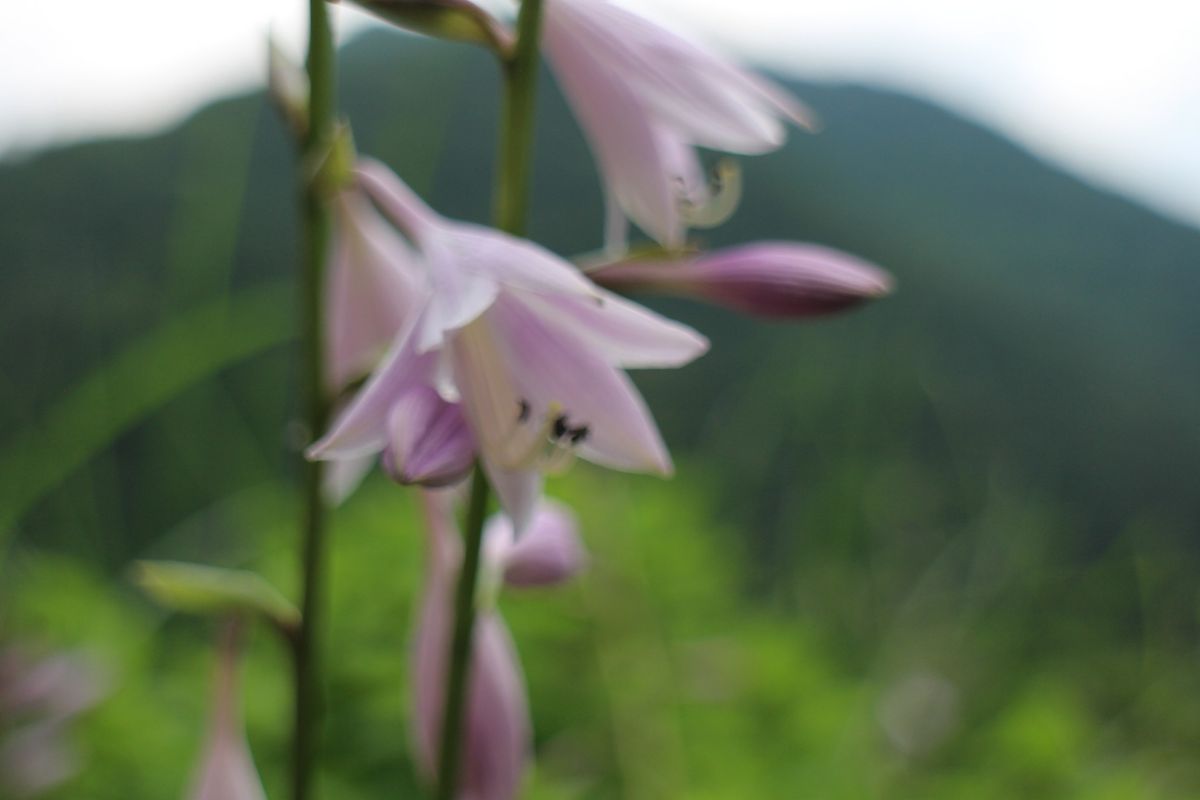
[{"xmin": 2, "ymin": 27, "xmax": 1198, "ymax": 654}]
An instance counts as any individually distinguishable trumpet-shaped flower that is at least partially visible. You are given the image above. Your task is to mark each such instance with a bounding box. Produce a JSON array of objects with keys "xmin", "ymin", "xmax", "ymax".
[
  {"xmin": 308, "ymin": 159, "xmax": 708, "ymax": 531},
  {"xmin": 186, "ymin": 623, "xmax": 266, "ymax": 800},
  {"xmin": 541, "ymin": 0, "xmax": 816, "ymax": 251},
  {"xmin": 588, "ymin": 242, "xmax": 894, "ymax": 318},
  {"xmin": 412, "ymin": 492, "xmax": 584, "ymax": 800}
]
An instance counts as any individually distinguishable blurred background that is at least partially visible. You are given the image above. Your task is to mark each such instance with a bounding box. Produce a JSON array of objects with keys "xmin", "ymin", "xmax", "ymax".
[{"xmin": 2, "ymin": 1, "xmax": 1199, "ymax": 797}]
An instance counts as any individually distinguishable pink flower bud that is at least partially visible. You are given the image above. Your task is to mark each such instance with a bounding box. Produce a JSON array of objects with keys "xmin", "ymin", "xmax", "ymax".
[
  {"xmin": 186, "ymin": 623, "xmax": 266, "ymax": 800},
  {"xmin": 590, "ymin": 242, "xmax": 893, "ymax": 318},
  {"xmin": 412, "ymin": 492, "xmax": 529, "ymax": 800},
  {"xmin": 381, "ymin": 386, "xmax": 476, "ymax": 488},
  {"xmin": 485, "ymin": 502, "xmax": 586, "ymax": 588}
]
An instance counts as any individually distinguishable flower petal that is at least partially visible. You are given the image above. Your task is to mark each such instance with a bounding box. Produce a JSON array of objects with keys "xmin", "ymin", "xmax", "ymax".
[
  {"xmin": 382, "ymin": 386, "xmax": 476, "ymax": 487},
  {"xmin": 515, "ymin": 288, "xmax": 709, "ymax": 369},
  {"xmin": 484, "ymin": 293, "xmax": 676, "ymax": 475},
  {"xmin": 307, "ymin": 325, "xmax": 437, "ymax": 461},
  {"xmin": 543, "ymin": 14, "xmax": 686, "ymax": 247},
  {"xmin": 326, "ymin": 188, "xmax": 426, "ymax": 391}
]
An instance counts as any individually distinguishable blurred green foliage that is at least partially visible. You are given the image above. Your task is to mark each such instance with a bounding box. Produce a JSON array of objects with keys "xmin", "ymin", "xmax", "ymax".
[
  {"xmin": 6, "ymin": 473, "xmax": 1200, "ymax": 798},
  {"xmin": 1, "ymin": 28, "xmax": 1199, "ymax": 799}
]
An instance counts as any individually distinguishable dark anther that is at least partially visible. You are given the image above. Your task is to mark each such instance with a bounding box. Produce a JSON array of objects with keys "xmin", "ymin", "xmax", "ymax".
[
  {"xmin": 568, "ymin": 425, "xmax": 590, "ymax": 445},
  {"xmin": 551, "ymin": 414, "xmax": 570, "ymax": 440},
  {"xmin": 517, "ymin": 399, "xmax": 531, "ymax": 423}
]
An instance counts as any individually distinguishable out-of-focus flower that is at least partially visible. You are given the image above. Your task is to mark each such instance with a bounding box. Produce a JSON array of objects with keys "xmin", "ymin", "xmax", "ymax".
[
  {"xmin": 326, "ymin": 179, "xmax": 426, "ymax": 395},
  {"xmin": 0, "ymin": 645, "xmax": 104, "ymax": 798},
  {"xmin": 541, "ymin": 0, "xmax": 816, "ymax": 252},
  {"xmin": 185, "ymin": 623, "xmax": 266, "ymax": 800},
  {"xmin": 589, "ymin": 242, "xmax": 893, "ymax": 318},
  {"xmin": 411, "ymin": 492, "xmax": 584, "ymax": 800},
  {"xmin": 319, "ymin": 160, "xmax": 430, "ymax": 506},
  {"xmin": 308, "ymin": 160, "xmax": 708, "ymax": 531}
]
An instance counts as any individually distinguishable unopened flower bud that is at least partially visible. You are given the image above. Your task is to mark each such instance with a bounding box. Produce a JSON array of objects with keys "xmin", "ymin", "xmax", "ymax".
[
  {"xmin": 381, "ymin": 386, "xmax": 476, "ymax": 487},
  {"xmin": 485, "ymin": 502, "xmax": 586, "ymax": 588},
  {"xmin": 590, "ymin": 242, "xmax": 893, "ymax": 318},
  {"xmin": 349, "ymin": 0, "xmax": 513, "ymax": 56},
  {"xmin": 186, "ymin": 622, "xmax": 266, "ymax": 800}
]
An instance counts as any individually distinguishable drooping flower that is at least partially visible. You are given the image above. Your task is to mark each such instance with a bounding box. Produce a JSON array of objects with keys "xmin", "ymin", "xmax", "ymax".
[
  {"xmin": 541, "ymin": 0, "xmax": 816, "ymax": 252},
  {"xmin": 308, "ymin": 159, "xmax": 708, "ymax": 531},
  {"xmin": 588, "ymin": 241, "xmax": 894, "ymax": 318},
  {"xmin": 185, "ymin": 622, "xmax": 267, "ymax": 800},
  {"xmin": 411, "ymin": 491, "xmax": 585, "ymax": 800}
]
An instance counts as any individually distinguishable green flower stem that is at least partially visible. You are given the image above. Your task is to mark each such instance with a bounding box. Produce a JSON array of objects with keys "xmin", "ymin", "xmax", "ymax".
[
  {"xmin": 434, "ymin": 465, "xmax": 490, "ymax": 800},
  {"xmin": 435, "ymin": 2, "xmax": 546, "ymax": 798},
  {"xmin": 293, "ymin": 0, "xmax": 337, "ymax": 798}
]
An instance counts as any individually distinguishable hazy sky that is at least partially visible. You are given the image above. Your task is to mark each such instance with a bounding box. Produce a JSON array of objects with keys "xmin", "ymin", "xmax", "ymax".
[{"xmin": 4, "ymin": 0, "xmax": 1198, "ymax": 228}]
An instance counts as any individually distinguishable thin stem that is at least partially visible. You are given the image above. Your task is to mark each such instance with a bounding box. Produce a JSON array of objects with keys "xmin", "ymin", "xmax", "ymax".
[
  {"xmin": 435, "ymin": 2, "xmax": 546, "ymax": 798},
  {"xmin": 434, "ymin": 466, "xmax": 490, "ymax": 800},
  {"xmin": 293, "ymin": 0, "xmax": 336, "ymax": 798},
  {"xmin": 494, "ymin": 0, "xmax": 547, "ymax": 236}
]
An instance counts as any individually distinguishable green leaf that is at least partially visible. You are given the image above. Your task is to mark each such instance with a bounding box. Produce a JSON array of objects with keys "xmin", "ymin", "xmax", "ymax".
[
  {"xmin": 0, "ymin": 281, "xmax": 294, "ymax": 545},
  {"xmin": 133, "ymin": 560, "xmax": 300, "ymax": 630}
]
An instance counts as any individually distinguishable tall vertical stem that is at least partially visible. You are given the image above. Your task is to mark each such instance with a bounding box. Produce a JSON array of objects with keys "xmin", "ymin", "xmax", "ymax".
[
  {"xmin": 293, "ymin": 0, "xmax": 336, "ymax": 798},
  {"xmin": 434, "ymin": 2, "xmax": 546, "ymax": 798}
]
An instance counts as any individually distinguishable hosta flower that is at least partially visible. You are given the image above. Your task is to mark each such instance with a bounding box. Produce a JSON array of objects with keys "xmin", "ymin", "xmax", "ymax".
[
  {"xmin": 412, "ymin": 491, "xmax": 584, "ymax": 800},
  {"xmin": 542, "ymin": 0, "xmax": 816, "ymax": 252},
  {"xmin": 186, "ymin": 623, "xmax": 266, "ymax": 800},
  {"xmin": 588, "ymin": 242, "xmax": 894, "ymax": 318},
  {"xmin": 308, "ymin": 159, "xmax": 708, "ymax": 531}
]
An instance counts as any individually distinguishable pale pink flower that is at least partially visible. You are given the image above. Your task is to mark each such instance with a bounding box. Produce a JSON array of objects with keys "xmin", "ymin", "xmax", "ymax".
[
  {"xmin": 412, "ymin": 492, "xmax": 584, "ymax": 800},
  {"xmin": 308, "ymin": 160, "xmax": 708, "ymax": 531},
  {"xmin": 589, "ymin": 242, "xmax": 894, "ymax": 318},
  {"xmin": 185, "ymin": 623, "xmax": 267, "ymax": 800},
  {"xmin": 541, "ymin": 0, "xmax": 816, "ymax": 251}
]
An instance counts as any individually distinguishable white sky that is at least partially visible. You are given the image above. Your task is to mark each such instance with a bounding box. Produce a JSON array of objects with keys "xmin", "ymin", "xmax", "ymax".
[{"xmin": 3, "ymin": 0, "xmax": 1198, "ymax": 229}]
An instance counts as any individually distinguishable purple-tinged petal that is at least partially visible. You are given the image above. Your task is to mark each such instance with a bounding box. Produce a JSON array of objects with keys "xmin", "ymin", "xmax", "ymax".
[
  {"xmin": 543, "ymin": 16, "xmax": 686, "ymax": 247},
  {"xmin": 308, "ymin": 324, "xmax": 438, "ymax": 461},
  {"xmin": 326, "ymin": 188, "xmax": 427, "ymax": 392},
  {"xmin": 355, "ymin": 157, "xmax": 442, "ymax": 242},
  {"xmin": 357, "ymin": 161, "xmax": 501, "ymax": 351},
  {"xmin": 443, "ymin": 222, "xmax": 602, "ymax": 301},
  {"xmin": 447, "ymin": 320, "xmax": 544, "ymax": 532},
  {"xmin": 481, "ymin": 293, "xmax": 676, "ymax": 475},
  {"xmin": 488, "ymin": 501, "xmax": 586, "ymax": 587},
  {"xmin": 592, "ymin": 242, "xmax": 893, "ymax": 318},
  {"xmin": 381, "ymin": 386, "xmax": 476, "ymax": 487},
  {"xmin": 186, "ymin": 624, "xmax": 266, "ymax": 800},
  {"xmin": 514, "ymin": 288, "xmax": 708, "ymax": 369}
]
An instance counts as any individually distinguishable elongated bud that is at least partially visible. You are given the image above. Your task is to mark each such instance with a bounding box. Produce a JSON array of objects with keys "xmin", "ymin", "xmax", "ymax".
[
  {"xmin": 590, "ymin": 242, "xmax": 894, "ymax": 319},
  {"xmin": 381, "ymin": 386, "xmax": 476, "ymax": 487},
  {"xmin": 186, "ymin": 621, "xmax": 266, "ymax": 800},
  {"xmin": 412, "ymin": 492, "xmax": 529, "ymax": 800},
  {"xmin": 349, "ymin": 0, "xmax": 514, "ymax": 56}
]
